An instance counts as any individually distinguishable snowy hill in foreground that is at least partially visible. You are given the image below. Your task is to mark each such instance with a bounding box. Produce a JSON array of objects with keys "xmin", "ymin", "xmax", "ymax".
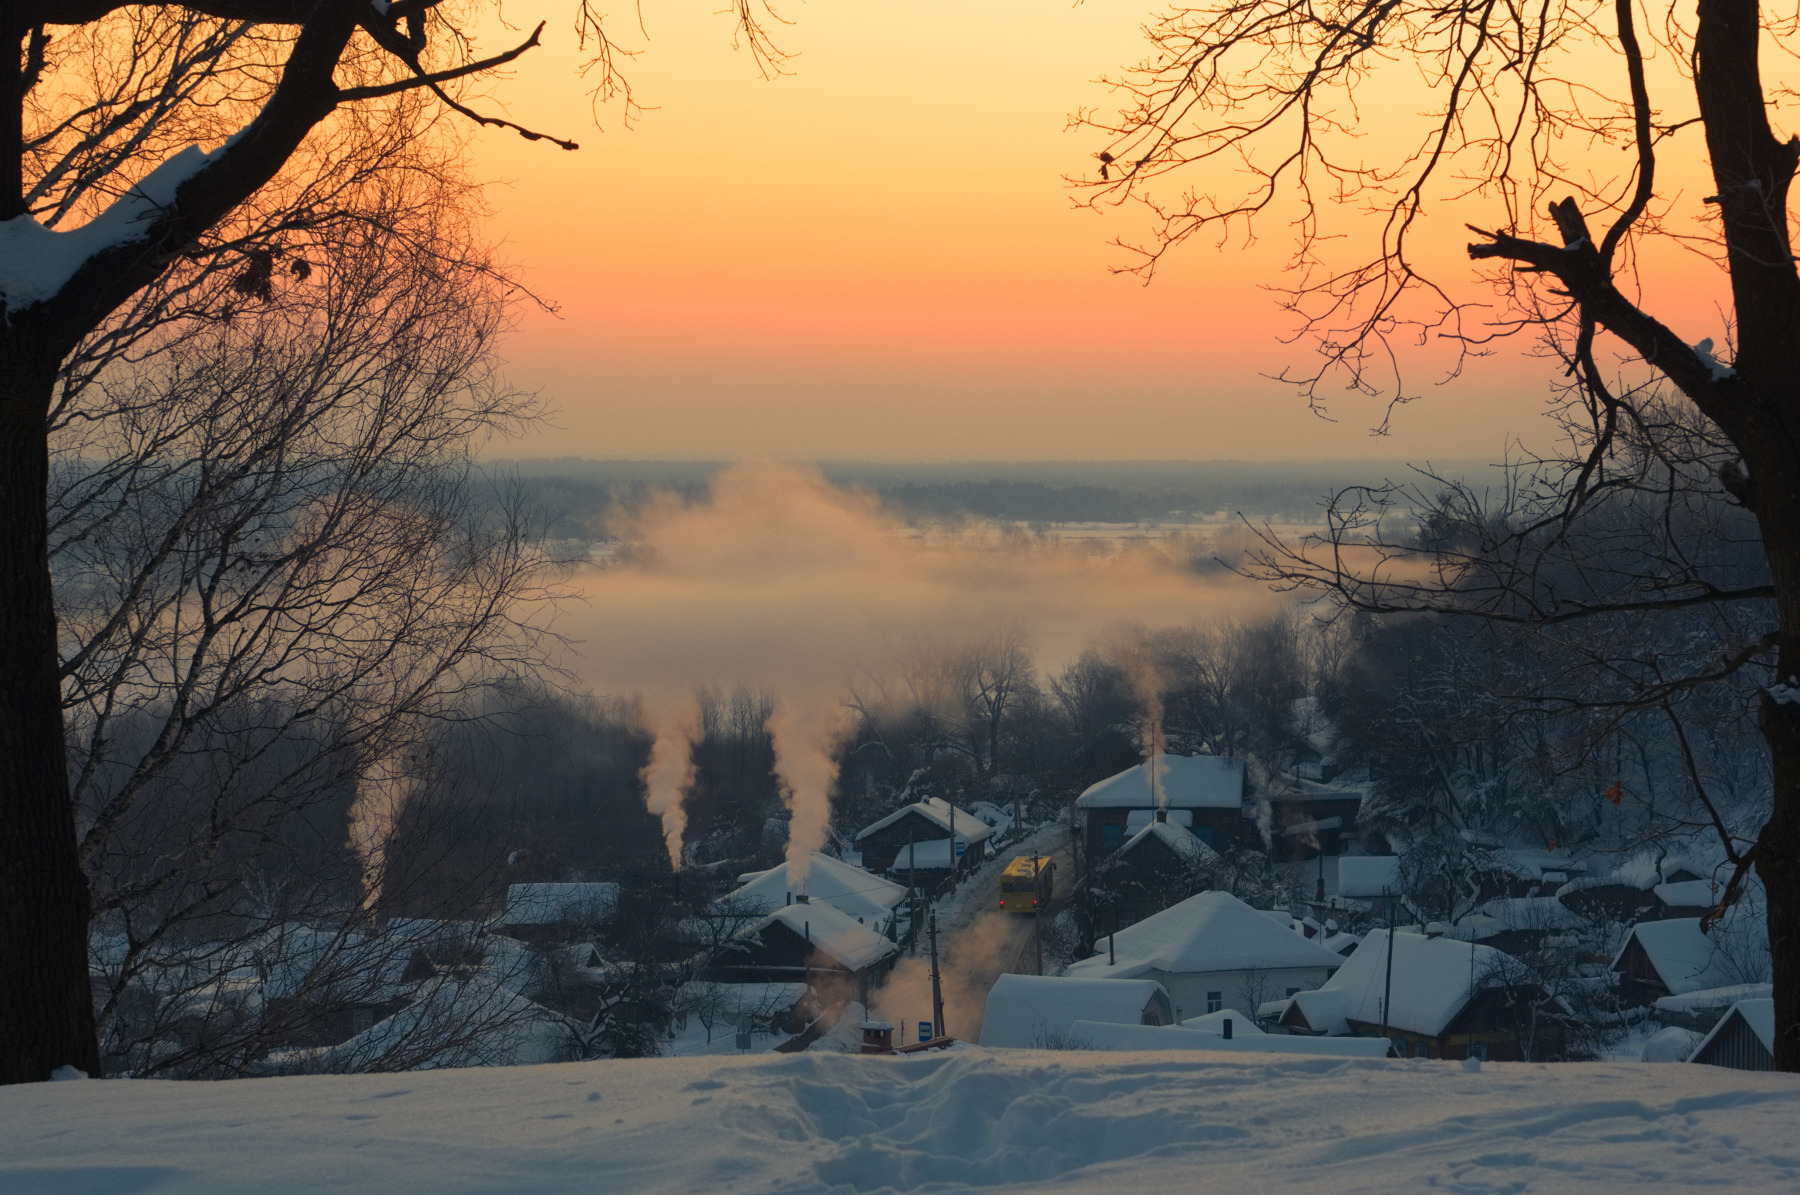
[{"xmin": 5, "ymin": 1050, "xmax": 1797, "ymax": 1194}]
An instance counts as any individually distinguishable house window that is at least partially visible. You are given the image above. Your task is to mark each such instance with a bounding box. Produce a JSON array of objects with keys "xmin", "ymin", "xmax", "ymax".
[
  {"xmin": 1100, "ymin": 823, "xmax": 1125, "ymax": 851},
  {"xmin": 1207, "ymin": 991, "xmax": 1223, "ymax": 1014},
  {"xmin": 1469, "ymin": 1042, "xmax": 1488, "ymax": 1061}
]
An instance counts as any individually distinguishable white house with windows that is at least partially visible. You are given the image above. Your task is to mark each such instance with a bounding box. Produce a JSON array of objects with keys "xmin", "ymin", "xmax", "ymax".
[{"xmin": 1063, "ymin": 890, "xmax": 1343, "ymax": 1019}]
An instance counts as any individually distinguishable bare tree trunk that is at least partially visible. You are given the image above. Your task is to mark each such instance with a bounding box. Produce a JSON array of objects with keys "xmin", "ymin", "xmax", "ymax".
[
  {"xmin": 0, "ymin": 356, "xmax": 99, "ymax": 1083},
  {"xmin": 1755, "ymin": 523, "xmax": 1800, "ymax": 1071}
]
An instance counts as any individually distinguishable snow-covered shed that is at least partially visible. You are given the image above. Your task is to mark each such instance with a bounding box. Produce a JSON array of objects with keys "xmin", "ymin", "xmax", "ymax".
[
  {"xmin": 1612, "ymin": 917, "xmax": 1767, "ymax": 1006},
  {"xmin": 1652, "ymin": 982, "xmax": 1772, "ymax": 1032},
  {"xmin": 855, "ymin": 797, "xmax": 995, "ymax": 876},
  {"xmin": 1075, "ymin": 754, "xmax": 1246, "ymax": 857},
  {"xmin": 723, "ymin": 854, "xmax": 906, "ymax": 933},
  {"xmin": 1064, "ymin": 890, "xmax": 1342, "ymax": 1019},
  {"xmin": 711, "ymin": 900, "xmax": 899, "ymax": 1006},
  {"xmin": 1310, "ymin": 929, "xmax": 1560, "ymax": 1061},
  {"xmin": 496, "ymin": 883, "xmax": 622, "ymax": 942},
  {"xmin": 977, "ymin": 974, "xmax": 1172, "ymax": 1049},
  {"xmin": 1258, "ymin": 986, "xmax": 1353, "ymax": 1036},
  {"xmin": 1688, "ymin": 997, "xmax": 1774, "ymax": 1072}
]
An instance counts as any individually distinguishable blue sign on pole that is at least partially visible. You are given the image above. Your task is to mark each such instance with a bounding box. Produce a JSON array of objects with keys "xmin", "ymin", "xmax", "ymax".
[{"xmin": 918, "ymin": 1021, "xmax": 932, "ymax": 1043}]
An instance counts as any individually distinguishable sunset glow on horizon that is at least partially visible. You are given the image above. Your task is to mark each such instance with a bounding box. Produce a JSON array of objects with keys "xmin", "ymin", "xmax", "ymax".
[{"xmin": 463, "ymin": 0, "xmax": 1739, "ymax": 462}]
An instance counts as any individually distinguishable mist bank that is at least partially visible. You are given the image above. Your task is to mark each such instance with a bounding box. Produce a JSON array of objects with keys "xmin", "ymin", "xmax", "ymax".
[
  {"xmin": 485, "ymin": 457, "xmax": 1501, "ymax": 542},
  {"xmin": 552, "ymin": 462, "xmax": 1285, "ymax": 873}
]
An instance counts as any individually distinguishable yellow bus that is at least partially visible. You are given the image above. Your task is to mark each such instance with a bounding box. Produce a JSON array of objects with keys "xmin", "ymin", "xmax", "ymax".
[{"xmin": 999, "ymin": 855, "xmax": 1055, "ymax": 914}]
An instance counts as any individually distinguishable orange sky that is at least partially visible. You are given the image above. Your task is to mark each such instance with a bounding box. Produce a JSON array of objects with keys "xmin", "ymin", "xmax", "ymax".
[{"xmin": 463, "ymin": 0, "xmax": 1739, "ymax": 461}]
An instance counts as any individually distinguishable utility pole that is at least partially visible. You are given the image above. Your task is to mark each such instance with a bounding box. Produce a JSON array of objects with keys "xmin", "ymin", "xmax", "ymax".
[
  {"xmin": 1033, "ymin": 854, "xmax": 1043, "ymax": 976},
  {"xmin": 1381, "ymin": 894, "xmax": 1395, "ymax": 1045},
  {"xmin": 929, "ymin": 908, "xmax": 945, "ymax": 1038},
  {"xmin": 907, "ymin": 829, "xmax": 917, "ymax": 955}
]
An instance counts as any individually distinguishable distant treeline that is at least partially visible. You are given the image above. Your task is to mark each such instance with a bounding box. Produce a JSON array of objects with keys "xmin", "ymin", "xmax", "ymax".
[{"xmin": 485, "ymin": 458, "xmax": 1495, "ymax": 539}]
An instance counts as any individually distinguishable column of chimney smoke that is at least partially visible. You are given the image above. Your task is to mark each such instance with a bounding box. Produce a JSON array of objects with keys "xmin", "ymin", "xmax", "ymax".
[{"xmin": 560, "ymin": 462, "xmax": 1279, "ymax": 874}]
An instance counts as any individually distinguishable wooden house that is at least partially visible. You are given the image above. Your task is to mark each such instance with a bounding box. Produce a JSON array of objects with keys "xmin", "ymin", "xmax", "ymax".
[
  {"xmin": 1092, "ymin": 817, "xmax": 1221, "ymax": 925},
  {"xmin": 854, "ymin": 797, "xmax": 994, "ymax": 877},
  {"xmin": 1075, "ymin": 754, "xmax": 1247, "ymax": 860},
  {"xmin": 709, "ymin": 899, "xmax": 899, "ymax": 1010},
  {"xmin": 1277, "ymin": 928, "xmax": 1567, "ymax": 1061},
  {"xmin": 1611, "ymin": 917, "xmax": 1760, "ymax": 1007},
  {"xmin": 1688, "ymin": 997, "xmax": 1775, "ymax": 1071}
]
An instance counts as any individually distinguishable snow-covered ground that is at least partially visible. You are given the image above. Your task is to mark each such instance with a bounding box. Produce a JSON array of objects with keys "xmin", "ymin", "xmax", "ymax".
[{"xmin": 6, "ymin": 1050, "xmax": 1797, "ymax": 1193}]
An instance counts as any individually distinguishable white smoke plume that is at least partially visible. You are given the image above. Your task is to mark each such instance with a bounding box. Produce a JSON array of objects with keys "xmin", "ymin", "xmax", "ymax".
[
  {"xmin": 638, "ymin": 691, "xmax": 700, "ymax": 869},
  {"xmin": 557, "ymin": 462, "xmax": 1279, "ymax": 871},
  {"xmin": 348, "ymin": 747, "xmax": 418, "ymax": 914}
]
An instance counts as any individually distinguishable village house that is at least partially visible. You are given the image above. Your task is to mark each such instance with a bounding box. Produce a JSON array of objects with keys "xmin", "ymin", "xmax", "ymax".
[
  {"xmin": 1687, "ymin": 997, "xmax": 1775, "ymax": 1072},
  {"xmin": 724, "ymin": 853, "xmax": 908, "ymax": 937},
  {"xmin": 1091, "ymin": 817, "xmax": 1221, "ymax": 925},
  {"xmin": 1074, "ymin": 754, "xmax": 1248, "ymax": 860},
  {"xmin": 1611, "ymin": 915, "xmax": 1768, "ymax": 1007},
  {"xmin": 1263, "ymin": 928, "xmax": 1565, "ymax": 1061},
  {"xmin": 709, "ymin": 899, "xmax": 899, "ymax": 1010},
  {"xmin": 977, "ymin": 974, "xmax": 1174, "ymax": 1048},
  {"xmin": 1266, "ymin": 772, "xmax": 1370, "ymax": 863},
  {"xmin": 854, "ymin": 797, "xmax": 995, "ymax": 877},
  {"xmin": 1064, "ymin": 890, "xmax": 1343, "ymax": 1020},
  {"xmin": 493, "ymin": 883, "xmax": 622, "ymax": 945}
]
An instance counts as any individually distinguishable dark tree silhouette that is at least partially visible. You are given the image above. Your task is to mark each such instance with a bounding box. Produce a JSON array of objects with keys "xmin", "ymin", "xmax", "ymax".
[
  {"xmin": 1082, "ymin": 0, "xmax": 1800, "ymax": 1067},
  {"xmin": 1, "ymin": 0, "xmax": 782, "ymax": 1085}
]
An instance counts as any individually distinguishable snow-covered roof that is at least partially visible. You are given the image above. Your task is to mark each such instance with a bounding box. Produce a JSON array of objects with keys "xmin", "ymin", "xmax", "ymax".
[
  {"xmin": 1064, "ymin": 891, "xmax": 1346, "ymax": 980},
  {"xmin": 1068, "ymin": 1019, "xmax": 1392, "ymax": 1058},
  {"xmin": 724, "ymin": 854, "xmax": 905, "ymax": 924},
  {"xmin": 1285, "ymin": 987, "xmax": 1353, "ymax": 1035},
  {"xmin": 1653, "ymin": 982, "xmax": 1772, "ymax": 1015},
  {"xmin": 1321, "ymin": 932, "xmax": 1362, "ymax": 956},
  {"xmin": 313, "ymin": 974, "xmax": 571, "ymax": 1071},
  {"xmin": 1112, "ymin": 818, "xmax": 1220, "ymax": 868},
  {"xmin": 1457, "ymin": 897, "xmax": 1588, "ymax": 940},
  {"xmin": 1653, "ymin": 880, "xmax": 1718, "ymax": 910},
  {"xmin": 739, "ymin": 902, "xmax": 898, "ymax": 973},
  {"xmin": 1490, "ymin": 847, "xmax": 1590, "ymax": 881},
  {"xmin": 855, "ymin": 797, "xmax": 995, "ymax": 845},
  {"xmin": 1337, "ymin": 856, "xmax": 1402, "ymax": 899},
  {"xmin": 500, "ymin": 883, "xmax": 621, "ymax": 927},
  {"xmin": 1689, "ymin": 998, "xmax": 1775, "ymax": 1061},
  {"xmin": 1614, "ymin": 918, "xmax": 1759, "ymax": 996},
  {"xmin": 1074, "ymin": 754, "xmax": 1245, "ymax": 811},
  {"xmin": 1315, "ymin": 929, "xmax": 1514, "ymax": 1038},
  {"xmin": 977, "ymin": 974, "xmax": 1170, "ymax": 1048}
]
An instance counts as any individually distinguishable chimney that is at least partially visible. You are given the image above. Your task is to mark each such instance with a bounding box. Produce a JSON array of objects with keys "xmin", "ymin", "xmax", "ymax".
[
  {"xmin": 795, "ymin": 893, "xmax": 810, "ymax": 904},
  {"xmin": 1156, "ymin": 808, "xmax": 1167, "ymax": 823}
]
